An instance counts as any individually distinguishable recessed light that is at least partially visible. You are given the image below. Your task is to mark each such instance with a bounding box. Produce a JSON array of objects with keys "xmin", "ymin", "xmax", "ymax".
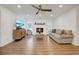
[
  {"xmin": 17, "ymin": 5, "xmax": 21, "ymax": 8},
  {"xmin": 59, "ymin": 5, "xmax": 63, "ymax": 8}
]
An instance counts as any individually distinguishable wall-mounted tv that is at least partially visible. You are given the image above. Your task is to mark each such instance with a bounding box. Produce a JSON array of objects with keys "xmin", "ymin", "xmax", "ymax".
[{"xmin": 36, "ymin": 28, "xmax": 43, "ymax": 33}]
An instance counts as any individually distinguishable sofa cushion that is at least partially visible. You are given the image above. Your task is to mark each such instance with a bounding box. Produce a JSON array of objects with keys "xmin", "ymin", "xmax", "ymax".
[
  {"xmin": 53, "ymin": 33, "xmax": 61, "ymax": 39},
  {"xmin": 56, "ymin": 29, "xmax": 62, "ymax": 34},
  {"xmin": 61, "ymin": 30, "xmax": 64, "ymax": 34},
  {"xmin": 61, "ymin": 34, "xmax": 73, "ymax": 39},
  {"xmin": 63, "ymin": 30, "xmax": 72, "ymax": 35}
]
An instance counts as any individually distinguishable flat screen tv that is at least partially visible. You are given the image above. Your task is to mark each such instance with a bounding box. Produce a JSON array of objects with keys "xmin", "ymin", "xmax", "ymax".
[{"xmin": 36, "ymin": 28, "xmax": 43, "ymax": 33}]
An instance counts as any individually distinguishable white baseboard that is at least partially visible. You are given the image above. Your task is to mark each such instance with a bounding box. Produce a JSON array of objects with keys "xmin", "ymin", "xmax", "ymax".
[
  {"xmin": 72, "ymin": 42, "xmax": 79, "ymax": 46},
  {"xmin": 0, "ymin": 39, "xmax": 13, "ymax": 47}
]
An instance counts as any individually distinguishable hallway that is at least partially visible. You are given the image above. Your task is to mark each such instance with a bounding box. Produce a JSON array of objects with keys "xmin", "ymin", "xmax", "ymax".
[{"xmin": 0, "ymin": 35, "xmax": 79, "ymax": 55}]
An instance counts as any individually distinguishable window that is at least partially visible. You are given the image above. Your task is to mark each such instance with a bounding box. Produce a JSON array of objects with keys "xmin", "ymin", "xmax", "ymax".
[{"xmin": 16, "ymin": 18, "xmax": 24, "ymax": 28}]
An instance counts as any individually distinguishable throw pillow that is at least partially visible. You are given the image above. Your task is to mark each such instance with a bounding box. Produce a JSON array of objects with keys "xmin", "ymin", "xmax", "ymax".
[{"xmin": 52, "ymin": 29, "xmax": 56, "ymax": 33}]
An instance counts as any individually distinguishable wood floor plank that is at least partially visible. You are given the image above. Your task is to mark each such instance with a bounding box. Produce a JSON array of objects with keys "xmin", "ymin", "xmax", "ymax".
[{"xmin": 0, "ymin": 35, "xmax": 79, "ymax": 55}]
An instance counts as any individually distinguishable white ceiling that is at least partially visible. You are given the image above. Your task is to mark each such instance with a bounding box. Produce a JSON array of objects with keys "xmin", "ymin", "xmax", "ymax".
[{"xmin": 1, "ymin": 4, "xmax": 79, "ymax": 19}]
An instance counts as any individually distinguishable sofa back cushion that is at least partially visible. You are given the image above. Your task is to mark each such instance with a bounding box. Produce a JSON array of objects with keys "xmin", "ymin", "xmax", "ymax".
[
  {"xmin": 63, "ymin": 30, "xmax": 72, "ymax": 35},
  {"xmin": 56, "ymin": 29, "xmax": 62, "ymax": 34},
  {"xmin": 52, "ymin": 29, "xmax": 73, "ymax": 35}
]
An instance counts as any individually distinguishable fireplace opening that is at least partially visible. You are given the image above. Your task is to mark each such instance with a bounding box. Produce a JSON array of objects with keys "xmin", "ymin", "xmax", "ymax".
[{"xmin": 36, "ymin": 28, "xmax": 43, "ymax": 34}]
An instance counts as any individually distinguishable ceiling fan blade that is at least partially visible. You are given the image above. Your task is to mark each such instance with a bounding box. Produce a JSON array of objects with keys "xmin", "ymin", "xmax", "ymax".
[
  {"xmin": 32, "ymin": 5, "xmax": 39, "ymax": 10},
  {"xmin": 41, "ymin": 9, "xmax": 52, "ymax": 12},
  {"xmin": 36, "ymin": 10, "xmax": 39, "ymax": 15}
]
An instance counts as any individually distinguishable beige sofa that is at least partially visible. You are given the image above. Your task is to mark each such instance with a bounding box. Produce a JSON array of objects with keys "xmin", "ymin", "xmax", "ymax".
[{"xmin": 49, "ymin": 29, "xmax": 74, "ymax": 44}]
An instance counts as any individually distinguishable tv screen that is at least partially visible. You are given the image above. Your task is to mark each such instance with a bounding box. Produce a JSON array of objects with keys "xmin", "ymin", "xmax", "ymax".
[{"xmin": 36, "ymin": 28, "xmax": 43, "ymax": 33}]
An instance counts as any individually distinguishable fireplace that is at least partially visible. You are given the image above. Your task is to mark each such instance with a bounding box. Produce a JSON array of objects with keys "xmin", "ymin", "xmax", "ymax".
[{"xmin": 36, "ymin": 28, "xmax": 43, "ymax": 34}]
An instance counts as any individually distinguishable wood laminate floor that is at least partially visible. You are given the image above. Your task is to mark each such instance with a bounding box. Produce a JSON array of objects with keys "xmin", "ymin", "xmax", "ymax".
[{"xmin": 0, "ymin": 35, "xmax": 79, "ymax": 55}]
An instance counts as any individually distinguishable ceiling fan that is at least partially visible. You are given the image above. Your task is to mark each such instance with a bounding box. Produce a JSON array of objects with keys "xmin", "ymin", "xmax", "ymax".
[{"xmin": 32, "ymin": 5, "xmax": 52, "ymax": 15}]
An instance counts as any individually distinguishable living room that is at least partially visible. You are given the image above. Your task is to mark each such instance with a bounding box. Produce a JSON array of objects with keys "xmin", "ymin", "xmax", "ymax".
[{"xmin": 0, "ymin": 4, "xmax": 79, "ymax": 55}]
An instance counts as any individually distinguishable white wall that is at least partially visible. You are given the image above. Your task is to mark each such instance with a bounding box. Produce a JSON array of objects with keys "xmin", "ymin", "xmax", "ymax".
[
  {"xmin": 53, "ymin": 8, "xmax": 77, "ymax": 45},
  {"xmin": 15, "ymin": 14, "xmax": 53, "ymax": 35},
  {"xmin": 72, "ymin": 7, "xmax": 79, "ymax": 46},
  {"xmin": 53, "ymin": 8, "xmax": 76, "ymax": 31},
  {"xmin": 0, "ymin": 12, "xmax": 1, "ymax": 46},
  {"xmin": 0, "ymin": 6, "xmax": 15, "ymax": 47}
]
